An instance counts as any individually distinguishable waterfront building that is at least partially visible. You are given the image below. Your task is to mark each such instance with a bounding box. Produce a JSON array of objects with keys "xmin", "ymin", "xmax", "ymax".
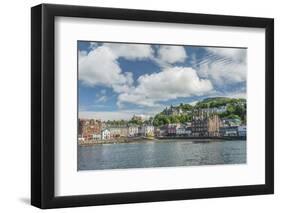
[
  {"xmin": 108, "ymin": 127, "xmax": 121, "ymax": 138},
  {"xmin": 128, "ymin": 125, "xmax": 139, "ymax": 137},
  {"xmin": 92, "ymin": 133, "xmax": 101, "ymax": 140},
  {"xmin": 141, "ymin": 125, "xmax": 155, "ymax": 136},
  {"xmin": 79, "ymin": 119, "xmax": 102, "ymax": 141},
  {"xmin": 154, "ymin": 128, "xmax": 161, "ymax": 136},
  {"xmin": 107, "ymin": 125, "xmax": 131, "ymax": 138},
  {"xmin": 120, "ymin": 127, "xmax": 129, "ymax": 137},
  {"xmin": 154, "ymin": 127, "xmax": 167, "ymax": 136},
  {"xmin": 191, "ymin": 111, "xmax": 220, "ymax": 137},
  {"xmin": 176, "ymin": 127, "xmax": 184, "ymax": 135},
  {"xmin": 166, "ymin": 123, "xmax": 179, "ymax": 136},
  {"xmin": 101, "ymin": 129, "xmax": 111, "ymax": 140},
  {"xmin": 185, "ymin": 127, "xmax": 192, "ymax": 135},
  {"xmin": 167, "ymin": 126, "xmax": 176, "ymax": 135},
  {"xmin": 176, "ymin": 125, "xmax": 193, "ymax": 136},
  {"xmin": 221, "ymin": 118, "xmax": 242, "ymax": 127},
  {"xmin": 176, "ymin": 125, "xmax": 185, "ymax": 135},
  {"xmin": 219, "ymin": 126, "xmax": 238, "ymax": 136},
  {"xmin": 238, "ymin": 125, "xmax": 247, "ymax": 136}
]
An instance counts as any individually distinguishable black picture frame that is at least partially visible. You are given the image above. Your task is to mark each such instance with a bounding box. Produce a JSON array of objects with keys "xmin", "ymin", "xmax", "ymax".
[{"xmin": 31, "ymin": 3, "xmax": 274, "ymax": 209}]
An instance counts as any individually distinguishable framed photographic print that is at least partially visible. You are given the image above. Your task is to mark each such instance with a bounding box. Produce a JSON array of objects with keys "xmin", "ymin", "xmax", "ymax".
[{"xmin": 31, "ymin": 3, "xmax": 274, "ymax": 209}]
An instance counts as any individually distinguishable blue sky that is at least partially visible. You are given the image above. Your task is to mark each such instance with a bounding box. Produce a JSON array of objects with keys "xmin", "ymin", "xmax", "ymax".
[{"xmin": 78, "ymin": 41, "xmax": 247, "ymax": 121}]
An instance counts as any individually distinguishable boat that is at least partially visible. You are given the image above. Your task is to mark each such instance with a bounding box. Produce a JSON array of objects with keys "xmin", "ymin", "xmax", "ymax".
[{"xmin": 145, "ymin": 136, "xmax": 155, "ymax": 140}]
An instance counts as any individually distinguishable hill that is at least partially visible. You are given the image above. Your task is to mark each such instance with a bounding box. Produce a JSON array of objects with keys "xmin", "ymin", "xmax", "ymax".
[
  {"xmin": 152, "ymin": 97, "xmax": 246, "ymax": 127},
  {"xmin": 195, "ymin": 97, "xmax": 246, "ymax": 109}
]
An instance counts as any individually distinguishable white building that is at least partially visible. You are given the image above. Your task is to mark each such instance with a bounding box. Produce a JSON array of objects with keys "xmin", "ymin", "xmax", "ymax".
[
  {"xmin": 220, "ymin": 126, "xmax": 238, "ymax": 136},
  {"xmin": 128, "ymin": 126, "xmax": 138, "ymax": 137},
  {"xmin": 176, "ymin": 126, "xmax": 186, "ymax": 135},
  {"xmin": 238, "ymin": 125, "xmax": 247, "ymax": 136},
  {"xmin": 92, "ymin": 133, "xmax": 101, "ymax": 140},
  {"xmin": 176, "ymin": 126, "xmax": 192, "ymax": 136},
  {"xmin": 101, "ymin": 129, "xmax": 111, "ymax": 140},
  {"xmin": 141, "ymin": 125, "xmax": 154, "ymax": 136},
  {"xmin": 200, "ymin": 106, "xmax": 227, "ymax": 114},
  {"xmin": 185, "ymin": 128, "xmax": 192, "ymax": 135},
  {"xmin": 109, "ymin": 127, "xmax": 121, "ymax": 138}
]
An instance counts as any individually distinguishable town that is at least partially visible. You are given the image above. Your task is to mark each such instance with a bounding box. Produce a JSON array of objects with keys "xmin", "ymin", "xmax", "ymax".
[{"xmin": 78, "ymin": 97, "xmax": 247, "ymax": 145}]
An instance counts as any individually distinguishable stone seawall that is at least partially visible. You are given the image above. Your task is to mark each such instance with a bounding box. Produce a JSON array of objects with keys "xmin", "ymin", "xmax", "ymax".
[
  {"xmin": 156, "ymin": 136, "xmax": 246, "ymax": 140},
  {"xmin": 79, "ymin": 136, "xmax": 145, "ymax": 146}
]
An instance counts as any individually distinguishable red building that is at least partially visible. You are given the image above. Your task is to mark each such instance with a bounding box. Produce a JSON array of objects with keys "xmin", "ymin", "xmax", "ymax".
[{"xmin": 78, "ymin": 119, "xmax": 102, "ymax": 141}]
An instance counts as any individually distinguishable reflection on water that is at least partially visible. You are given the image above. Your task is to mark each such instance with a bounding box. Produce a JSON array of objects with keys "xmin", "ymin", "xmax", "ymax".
[{"xmin": 78, "ymin": 140, "xmax": 246, "ymax": 171}]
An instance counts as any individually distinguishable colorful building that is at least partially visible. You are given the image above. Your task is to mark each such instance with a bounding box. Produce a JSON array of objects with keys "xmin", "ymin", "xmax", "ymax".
[
  {"xmin": 78, "ymin": 119, "xmax": 102, "ymax": 141},
  {"xmin": 191, "ymin": 111, "xmax": 221, "ymax": 137},
  {"xmin": 141, "ymin": 125, "xmax": 154, "ymax": 136},
  {"xmin": 101, "ymin": 129, "xmax": 111, "ymax": 140},
  {"xmin": 128, "ymin": 125, "xmax": 139, "ymax": 137}
]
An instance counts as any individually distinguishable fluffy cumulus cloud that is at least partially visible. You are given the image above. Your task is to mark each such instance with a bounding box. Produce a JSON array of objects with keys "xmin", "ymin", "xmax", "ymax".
[
  {"xmin": 79, "ymin": 43, "xmax": 155, "ymax": 94},
  {"xmin": 117, "ymin": 67, "xmax": 213, "ymax": 107},
  {"xmin": 103, "ymin": 43, "xmax": 154, "ymax": 60},
  {"xmin": 79, "ymin": 43, "xmax": 190, "ymax": 95},
  {"xmin": 196, "ymin": 48, "xmax": 247, "ymax": 85},
  {"xmin": 157, "ymin": 45, "xmax": 187, "ymax": 64},
  {"xmin": 79, "ymin": 42, "xmax": 248, "ymax": 119},
  {"xmin": 198, "ymin": 60, "xmax": 246, "ymax": 85},
  {"xmin": 206, "ymin": 47, "xmax": 246, "ymax": 63},
  {"xmin": 79, "ymin": 46, "xmax": 133, "ymax": 93}
]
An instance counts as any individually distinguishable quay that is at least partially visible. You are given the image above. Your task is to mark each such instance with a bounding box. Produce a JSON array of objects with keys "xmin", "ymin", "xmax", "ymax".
[
  {"xmin": 79, "ymin": 136, "xmax": 144, "ymax": 146},
  {"xmin": 156, "ymin": 135, "xmax": 246, "ymax": 141},
  {"xmin": 78, "ymin": 135, "xmax": 246, "ymax": 146}
]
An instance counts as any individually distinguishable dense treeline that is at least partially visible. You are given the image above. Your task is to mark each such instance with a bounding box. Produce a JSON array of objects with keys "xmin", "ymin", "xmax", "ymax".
[
  {"xmin": 105, "ymin": 97, "xmax": 246, "ymax": 127},
  {"xmin": 152, "ymin": 113, "xmax": 192, "ymax": 127},
  {"xmin": 152, "ymin": 97, "xmax": 246, "ymax": 127}
]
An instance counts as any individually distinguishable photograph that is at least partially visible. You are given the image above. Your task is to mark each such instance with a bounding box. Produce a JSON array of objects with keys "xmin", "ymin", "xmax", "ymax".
[
  {"xmin": 77, "ymin": 41, "xmax": 247, "ymax": 171},
  {"xmin": 30, "ymin": 3, "xmax": 274, "ymax": 209}
]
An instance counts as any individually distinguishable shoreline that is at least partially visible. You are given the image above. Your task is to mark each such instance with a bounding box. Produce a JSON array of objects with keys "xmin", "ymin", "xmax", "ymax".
[{"xmin": 78, "ymin": 136, "xmax": 246, "ymax": 146}]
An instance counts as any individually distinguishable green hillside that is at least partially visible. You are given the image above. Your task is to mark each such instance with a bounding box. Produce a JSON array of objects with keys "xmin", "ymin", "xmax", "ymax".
[
  {"xmin": 195, "ymin": 97, "xmax": 246, "ymax": 108},
  {"xmin": 152, "ymin": 97, "xmax": 246, "ymax": 127}
]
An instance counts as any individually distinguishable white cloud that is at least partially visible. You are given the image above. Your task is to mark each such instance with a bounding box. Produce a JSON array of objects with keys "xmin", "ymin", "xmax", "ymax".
[
  {"xmin": 196, "ymin": 47, "xmax": 247, "ymax": 85},
  {"xmin": 79, "ymin": 111, "xmax": 133, "ymax": 121},
  {"xmin": 79, "ymin": 43, "xmax": 223, "ymax": 110},
  {"xmin": 104, "ymin": 43, "xmax": 154, "ymax": 60},
  {"xmin": 226, "ymin": 92, "xmax": 246, "ymax": 99},
  {"xmin": 79, "ymin": 110, "xmax": 156, "ymax": 121},
  {"xmin": 78, "ymin": 50, "xmax": 87, "ymax": 63},
  {"xmin": 219, "ymin": 91, "xmax": 246, "ymax": 99},
  {"xmin": 79, "ymin": 46, "xmax": 133, "ymax": 93},
  {"xmin": 79, "ymin": 43, "xmax": 155, "ymax": 94},
  {"xmin": 206, "ymin": 47, "xmax": 246, "ymax": 63},
  {"xmin": 89, "ymin": 42, "xmax": 98, "ymax": 50},
  {"xmin": 79, "ymin": 43, "xmax": 190, "ymax": 95},
  {"xmin": 198, "ymin": 61, "xmax": 246, "ymax": 85},
  {"xmin": 118, "ymin": 66, "xmax": 213, "ymax": 107},
  {"xmin": 157, "ymin": 45, "xmax": 187, "ymax": 64}
]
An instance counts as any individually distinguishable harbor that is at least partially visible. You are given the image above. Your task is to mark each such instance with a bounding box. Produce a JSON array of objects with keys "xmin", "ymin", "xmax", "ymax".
[
  {"xmin": 78, "ymin": 139, "xmax": 246, "ymax": 170},
  {"xmin": 78, "ymin": 135, "xmax": 246, "ymax": 146},
  {"xmin": 78, "ymin": 98, "xmax": 247, "ymax": 147}
]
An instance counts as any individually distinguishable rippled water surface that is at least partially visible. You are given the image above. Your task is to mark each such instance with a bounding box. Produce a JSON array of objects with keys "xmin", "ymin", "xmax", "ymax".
[{"xmin": 78, "ymin": 140, "xmax": 246, "ymax": 171}]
